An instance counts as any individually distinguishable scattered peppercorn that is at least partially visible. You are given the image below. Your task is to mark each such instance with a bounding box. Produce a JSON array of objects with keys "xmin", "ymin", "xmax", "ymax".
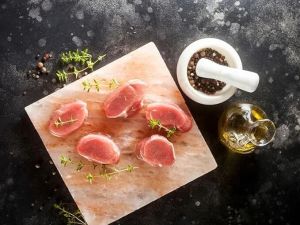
[
  {"xmin": 187, "ymin": 48, "xmax": 228, "ymax": 95},
  {"xmin": 37, "ymin": 62, "xmax": 43, "ymax": 69},
  {"xmin": 26, "ymin": 51, "xmax": 53, "ymax": 79}
]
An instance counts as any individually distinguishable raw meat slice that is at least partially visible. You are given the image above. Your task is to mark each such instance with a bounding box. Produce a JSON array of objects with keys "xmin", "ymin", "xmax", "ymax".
[
  {"xmin": 48, "ymin": 100, "xmax": 88, "ymax": 137},
  {"xmin": 104, "ymin": 79, "xmax": 147, "ymax": 118},
  {"xmin": 76, "ymin": 134, "xmax": 120, "ymax": 165},
  {"xmin": 145, "ymin": 102, "xmax": 192, "ymax": 132},
  {"xmin": 136, "ymin": 135, "xmax": 175, "ymax": 167}
]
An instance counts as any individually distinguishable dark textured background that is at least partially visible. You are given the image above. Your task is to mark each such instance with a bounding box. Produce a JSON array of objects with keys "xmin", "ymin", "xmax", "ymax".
[{"xmin": 0, "ymin": 0, "xmax": 299, "ymax": 224}]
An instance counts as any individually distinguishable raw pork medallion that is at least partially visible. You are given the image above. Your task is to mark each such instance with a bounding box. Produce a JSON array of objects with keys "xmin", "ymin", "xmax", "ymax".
[
  {"xmin": 48, "ymin": 100, "xmax": 88, "ymax": 137},
  {"xmin": 76, "ymin": 134, "xmax": 120, "ymax": 165},
  {"xmin": 104, "ymin": 79, "xmax": 147, "ymax": 118},
  {"xmin": 136, "ymin": 134, "xmax": 175, "ymax": 167},
  {"xmin": 145, "ymin": 102, "xmax": 192, "ymax": 132}
]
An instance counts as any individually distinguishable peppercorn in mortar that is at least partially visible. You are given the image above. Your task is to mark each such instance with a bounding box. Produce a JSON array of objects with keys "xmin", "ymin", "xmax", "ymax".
[{"xmin": 187, "ymin": 48, "xmax": 228, "ymax": 95}]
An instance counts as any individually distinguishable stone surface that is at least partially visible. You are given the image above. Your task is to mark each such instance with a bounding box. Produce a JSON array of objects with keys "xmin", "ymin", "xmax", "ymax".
[
  {"xmin": 25, "ymin": 43, "xmax": 217, "ymax": 225},
  {"xmin": 0, "ymin": 0, "xmax": 299, "ymax": 225}
]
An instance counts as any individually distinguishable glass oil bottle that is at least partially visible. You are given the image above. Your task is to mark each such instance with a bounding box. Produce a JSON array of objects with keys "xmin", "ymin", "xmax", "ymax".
[{"xmin": 218, "ymin": 103, "xmax": 276, "ymax": 154}]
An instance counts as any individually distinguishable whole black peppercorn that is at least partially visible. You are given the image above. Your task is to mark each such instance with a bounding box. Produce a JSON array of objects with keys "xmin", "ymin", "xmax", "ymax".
[{"xmin": 187, "ymin": 48, "xmax": 228, "ymax": 95}]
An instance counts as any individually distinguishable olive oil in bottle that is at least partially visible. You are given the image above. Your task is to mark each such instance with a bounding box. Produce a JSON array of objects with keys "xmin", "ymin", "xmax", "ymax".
[{"xmin": 218, "ymin": 103, "xmax": 276, "ymax": 154}]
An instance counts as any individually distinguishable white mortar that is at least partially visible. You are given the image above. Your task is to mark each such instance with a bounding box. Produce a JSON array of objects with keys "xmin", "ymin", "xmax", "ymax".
[{"xmin": 177, "ymin": 38, "xmax": 242, "ymax": 105}]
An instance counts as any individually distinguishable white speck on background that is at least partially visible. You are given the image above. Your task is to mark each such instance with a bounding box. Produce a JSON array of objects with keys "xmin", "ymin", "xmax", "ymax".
[
  {"xmin": 230, "ymin": 23, "xmax": 240, "ymax": 34},
  {"xmin": 147, "ymin": 7, "xmax": 153, "ymax": 13},
  {"xmin": 28, "ymin": 7, "xmax": 42, "ymax": 22},
  {"xmin": 143, "ymin": 14, "xmax": 151, "ymax": 22},
  {"xmin": 294, "ymin": 75, "xmax": 299, "ymax": 80},
  {"xmin": 87, "ymin": 30, "xmax": 95, "ymax": 38},
  {"xmin": 158, "ymin": 31, "xmax": 166, "ymax": 40},
  {"xmin": 269, "ymin": 44, "xmax": 283, "ymax": 51},
  {"xmin": 6, "ymin": 178, "xmax": 14, "ymax": 185},
  {"xmin": 206, "ymin": 0, "xmax": 220, "ymax": 14},
  {"xmin": 178, "ymin": 7, "xmax": 183, "ymax": 12},
  {"xmin": 295, "ymin": 125, "xmax": 300, "ymax": 131},
  {"xmin": 213, "ymin": 12, "xmax": 225, "ymax": 25},
  {"xmin": 28, "ymin": 0, "xmax": 42, "ymax": 4},
  {"xmin": 38, "ymin": 38, "xmax": 46, "ymax": 47},
  {"xmin": 234, "ymin": 1, "xmax": 240, "ymax": 6},
  {"xmin": 75, "ymin": 10, "xmax": 84, "ymax": 20},
  {"xmin": 7, "ymin": 36, "xmax": 12, "ymax": 42},
  {"xmin": 195, "ymin": 201, "xmax": 201, "ymax": 206},
  {"xmin": 134, "ymin": 0, "xmax": 142, "ymax": 5},
  {"xmin": 268, "ymin": 77, "xmax": 274, "ymax": 83},
  {"xmin": 272, "ymin": 124, "xmax": 290, "ymax": 149},
  {"xmin": 72, "ymin": 36, "xmax": 83, "ymax": 47},
  {"xmin": 25, "ymin": 49, "xmax": 32, "ymax": 55},
  {"xmin": 41, "ymin": 0, "xmax": 52, "ymax": 11},
  {"xmin": 43, "ymin": 90, "xmax": 48, "ymax": 95}
]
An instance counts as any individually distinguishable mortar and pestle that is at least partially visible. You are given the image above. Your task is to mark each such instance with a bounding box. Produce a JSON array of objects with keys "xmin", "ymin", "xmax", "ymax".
[{"xmin": 177, "ymin": 38, "xmax": 259, "ymax": 105}]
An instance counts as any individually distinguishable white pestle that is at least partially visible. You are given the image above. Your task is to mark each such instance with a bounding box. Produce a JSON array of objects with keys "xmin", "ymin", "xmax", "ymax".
[{"xmin": 196, "ymin": 58, "xmax": 260, "ymax": 93}]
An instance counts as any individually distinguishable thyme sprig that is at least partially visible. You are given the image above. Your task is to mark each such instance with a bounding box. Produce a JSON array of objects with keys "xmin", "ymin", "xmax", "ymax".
[
  {"xmin": 148, "ymin": 119, "xmax": 177, "ymax": 138},
  {"xmin": 61, "ymin": 49, "xmax": 92, "ymax": 65},
  {"xmin": 56, "ymin": 49, "xmax": 106, "ymax": 82},
  {"xmin": 87, "ymin": 164, "xmax": 138, "ymax": 183},
  {"xmin": 82, "ymin": 78, "xmax": 120, "ymax": 92},
  {"xmin": 54, "ymin": 116, "xmax": 78, "ymax": 128},
  {"xmin": 59, "ymin": 155, "xmax": 138, "ymax": 183},
  {"xmin": 60, "ymin": 155, "xmax": 90, "ymax": 171},
  {"xmin": 53, "ymin": 203, "xmax": 87, "ymax": 225},
  {"xmin": 60, "ymin": 155, "xmax": 72, "ymax": 167}
]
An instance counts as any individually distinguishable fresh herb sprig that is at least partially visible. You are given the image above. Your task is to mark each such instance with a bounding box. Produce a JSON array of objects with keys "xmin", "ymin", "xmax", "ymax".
[
  {"xmin": 59, "ymin": 155, "xmax": 138, "ymax": 183},
  {"xmin": 82, "ymin": 78, "xmax": 120, "ymax": 92},
  {"xmin": 60, "ymin": 155, "xmax": 89, "ymax": 171},
  {"xmin": 148, "ymin": 119, "xmax": 177, "ymax": 138},
  {"xmin": 61, "ymin": 49, "xmax": 92, "ymax": 65},
  {"xmin": 86, "ymin": 164, "xmax": 138, "ymax": 183},
  {"xmin": 56, "ymin": 49, "xmax": 106, "ymax": 82},
  {"xmin": 60, "ymin": 155, "xmax": 72, "ymax": 167},
  {"xmin": 54, "ymin": 116, "xmax": 78, "ymax": 128},
  {"xmin": 53, "ymin": 203, "xmax": 87, "ymax": 225}
]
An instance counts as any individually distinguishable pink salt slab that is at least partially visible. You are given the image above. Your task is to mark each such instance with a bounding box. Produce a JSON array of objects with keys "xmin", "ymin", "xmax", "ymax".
[{"xmin": 25, "ymin": 42, "xmax": 217, "ymax": 225}]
